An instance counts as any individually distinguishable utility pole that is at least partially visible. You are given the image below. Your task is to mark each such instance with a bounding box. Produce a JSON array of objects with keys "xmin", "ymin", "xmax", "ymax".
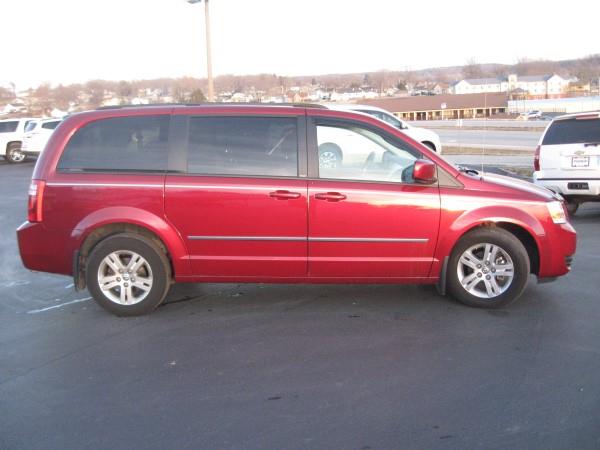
[{"xmin": 187, "ymin": 0, "xmax": 214, "ymax": 101}]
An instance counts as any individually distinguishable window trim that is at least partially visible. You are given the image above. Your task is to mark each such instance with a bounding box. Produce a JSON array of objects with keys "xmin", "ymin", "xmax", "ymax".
[
  {"xmin": 174, "ymin": 114, "xmax": 307, "ymax": 179},
  {"xmin": 307, "ymin": 116, "xmax": 426, "ymax": 185}
]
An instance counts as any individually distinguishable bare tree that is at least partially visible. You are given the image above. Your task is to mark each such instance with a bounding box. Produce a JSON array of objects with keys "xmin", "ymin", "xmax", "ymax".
[{"xmin": 462, "ymin": 58, "xmax": 484, "ymax": 79}]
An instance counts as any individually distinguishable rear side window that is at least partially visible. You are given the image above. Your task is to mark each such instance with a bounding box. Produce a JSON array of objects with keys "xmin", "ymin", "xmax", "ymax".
[
  {"xmin": 42, "ymin": 121, "xmax": 60, "ymax": 130},
  {"xmin": 187, "ymin": 116, "xmax": 298, "ymax": 177},
  {"xmin": 0, "ymin": 121, "xmax": 18, "ymax": 133},
  {"xmin": 542, "ymin": 118, "xmax": 600, "ymax": 145},
  {"xmin": 58, "ymin": 116, "xmax": 169, "ymax": 172}
]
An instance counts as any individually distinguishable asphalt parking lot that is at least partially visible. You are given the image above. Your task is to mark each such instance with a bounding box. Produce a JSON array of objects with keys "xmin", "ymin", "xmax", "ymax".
[{"xmin": 1, "ymin": 160, "xmax": 600, "ymax": 449}]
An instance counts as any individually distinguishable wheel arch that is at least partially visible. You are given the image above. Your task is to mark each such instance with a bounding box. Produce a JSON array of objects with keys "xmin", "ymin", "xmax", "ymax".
[
  {"xmin": 71, "ymin": 208, "xmax": 191, "ymax": 289},
  {"xmin": 434, "ymin": 207, "xmax": 545, "ymax": 286}
]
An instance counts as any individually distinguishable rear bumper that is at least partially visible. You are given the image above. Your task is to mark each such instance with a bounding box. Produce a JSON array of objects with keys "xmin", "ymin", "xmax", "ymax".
[
  {"xmin": 17, "ymin": 221, "xmax": 73, "ymax": 276},
  {"xmin": 534, "ymin": 175, "xmax": 600, "ymax": 199},
  {"xmin": 538, "ymin": 221, "xmax": 577, "ymax": 279}
]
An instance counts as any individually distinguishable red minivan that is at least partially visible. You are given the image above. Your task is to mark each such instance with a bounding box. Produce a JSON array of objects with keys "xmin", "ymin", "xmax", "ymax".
[{"xmin": 17, "ymin": 104, "xmax": 576, "ymax": 316}]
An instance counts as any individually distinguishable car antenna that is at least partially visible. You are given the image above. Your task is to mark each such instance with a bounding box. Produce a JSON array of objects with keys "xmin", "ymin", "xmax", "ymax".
[{"xmin": 482, "ymin": 92, "xmax": 487, "ymax": 174}]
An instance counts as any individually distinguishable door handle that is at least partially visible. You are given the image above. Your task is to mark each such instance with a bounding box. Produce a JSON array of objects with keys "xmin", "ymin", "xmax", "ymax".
[
  {"xmin": 269, "ymin": 190, "xmax": 301, "ymax": 200},
  {"xmin": 315, "ymin": 192, "xmax": 347, "ymax": 202}
]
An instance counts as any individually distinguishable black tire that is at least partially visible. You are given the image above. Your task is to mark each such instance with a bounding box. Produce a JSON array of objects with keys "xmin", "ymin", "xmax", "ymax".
[
  {"xmin": 422, "ymin": 141, "xmax": 437, "ymax": 152},
  {"xmin": 6, "ymin": 143, "xmax": 26, "ymax": 163},
  {"xmin": 447, "ymin": 227, "xmax": 530, "ymax": 309},
  {"xmin": 565, "ymin": 200, "xmax": 579, "ymax": 216},
  {"xmin": 86, "ymin": 233, "xmax": 171, "ymax": 316}
]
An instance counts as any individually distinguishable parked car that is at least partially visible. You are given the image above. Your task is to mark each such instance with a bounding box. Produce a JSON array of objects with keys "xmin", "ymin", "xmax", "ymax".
[
  {"xmin": 533, "ymin": 111, "xmax": 600, "ymax": 215},
  {"xmin": 18, "ymin": 104, "xmax": 576, "ymax": 316},
  {"xmin": 518, "ymin": 110, "xmax": 543, "ymax": 121},
  {"xmin": 0, "ymin": 117, "xmax": 37, "ymax": 163},
  {"xmin": 326, "ymin": 104, "xmax": 442, "ymax": 152},
  {"xmin": 21, "ymin": 118, "xmax": 63, "ymax": 157}
]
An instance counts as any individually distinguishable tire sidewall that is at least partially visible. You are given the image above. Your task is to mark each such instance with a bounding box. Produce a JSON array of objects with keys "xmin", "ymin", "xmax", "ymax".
[
  {"xmin": 447, "ymin": 228, "xmax": 530, "ymax": 308},
  {"xmin": 6, "ymin": 144, "xmax": 25, "ymax": 163},
  {"xmin": 86, "ymin": 233, "xmax": 170, "ymax": 316}
]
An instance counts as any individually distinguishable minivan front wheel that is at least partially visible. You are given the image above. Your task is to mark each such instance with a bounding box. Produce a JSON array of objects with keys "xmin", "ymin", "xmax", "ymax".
[
  {"xmin": 447, "ymin": 228, "xmax": 530, "ymax": 308},
  {"xmin": 86, "ymin": 233, "xmax": 171, "ymax": 316}
]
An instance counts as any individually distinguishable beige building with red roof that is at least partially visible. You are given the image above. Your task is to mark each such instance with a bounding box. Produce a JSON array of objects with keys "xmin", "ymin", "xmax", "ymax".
[{"xmin": 361, "ymin": 93, "xmax": 508, "ymax": 120}]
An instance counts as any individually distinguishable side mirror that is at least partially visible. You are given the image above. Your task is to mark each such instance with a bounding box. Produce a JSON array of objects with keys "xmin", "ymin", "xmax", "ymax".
[{"xmin": 413, "ymin": 159, "xmax": 437, "ymax": 184}]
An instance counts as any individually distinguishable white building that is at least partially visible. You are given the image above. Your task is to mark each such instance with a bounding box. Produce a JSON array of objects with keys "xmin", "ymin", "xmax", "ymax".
[{"xmin": 451, "ymin": 74, "xmax": 569, "ymax": 99}]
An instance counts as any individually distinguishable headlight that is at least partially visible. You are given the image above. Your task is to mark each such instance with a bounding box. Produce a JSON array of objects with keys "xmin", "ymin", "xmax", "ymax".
[{"xmin": 547, "ymin": 201, "xmax": 567, "ymax": 224}]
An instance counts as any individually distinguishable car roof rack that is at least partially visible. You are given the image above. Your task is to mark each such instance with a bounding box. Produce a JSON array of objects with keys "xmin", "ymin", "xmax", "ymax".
[{"xmin": 96, "ymin": 102, "xmax": 327, "ymax": 110}]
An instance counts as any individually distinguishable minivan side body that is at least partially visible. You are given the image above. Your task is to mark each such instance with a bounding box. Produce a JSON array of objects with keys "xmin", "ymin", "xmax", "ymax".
[{"xmin": 18, "ymin": 105, "xmax": 576, "ymax": 315}]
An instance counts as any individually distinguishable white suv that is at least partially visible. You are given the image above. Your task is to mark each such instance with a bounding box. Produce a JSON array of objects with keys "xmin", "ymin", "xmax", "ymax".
[
  {"xmin": 0, "ymin": 118, "xmax": 38, "ymax": 163},
  {"xmin": 325, "ymin": 104, "xmax": 442, "ymax": 153},
  {"xmin": 533, "ymin": 111, "xmax": 600, "ymax": 215},
  {"xmin": 21, "ymin": 118, "xmax": 62, "ymax": 157}
]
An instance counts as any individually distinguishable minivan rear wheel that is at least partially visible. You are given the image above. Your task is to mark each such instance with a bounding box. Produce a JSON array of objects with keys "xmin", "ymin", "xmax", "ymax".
[
  {"xmin": 447, "ymin": 228, "xmax": 530, "ymax": 309},
  {"xmin": 86, "ymin": 233, "xmax": 171, "ymax": 316}
]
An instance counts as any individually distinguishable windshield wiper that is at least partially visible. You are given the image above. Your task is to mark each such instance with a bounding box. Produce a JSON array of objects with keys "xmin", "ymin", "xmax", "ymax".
[{"xmin": 458, "ymin": 165, "xmax": 480, "ymax": 176}]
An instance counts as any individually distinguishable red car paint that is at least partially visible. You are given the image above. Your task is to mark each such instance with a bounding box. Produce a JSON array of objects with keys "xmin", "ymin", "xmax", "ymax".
[{"xmin": 17, "ymin": 105, "xmax": 576, "ymax": 289}]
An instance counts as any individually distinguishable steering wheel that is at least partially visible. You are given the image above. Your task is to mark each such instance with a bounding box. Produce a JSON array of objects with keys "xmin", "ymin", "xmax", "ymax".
[{"xmin": 362, "ymin": 151, "xmax": 376, "ymax": 172}]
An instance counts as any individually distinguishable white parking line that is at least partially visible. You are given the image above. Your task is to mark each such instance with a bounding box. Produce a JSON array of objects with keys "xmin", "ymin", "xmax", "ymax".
[{"xmin": 27, "ymin": 297, "xmax": 92, "ymax": 314}]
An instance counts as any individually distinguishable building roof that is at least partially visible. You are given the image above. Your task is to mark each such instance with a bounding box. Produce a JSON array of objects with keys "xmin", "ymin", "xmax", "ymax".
[
  {"xmin": 518, "ymin": 74, "xmax": 554, "ymax": 82},
  {"xmin": 361, "ymin": 93, "xmax": 507, "ymax": 113},
  {"xmin": 461, "ymin": 77, "xmax": 505, "ymax": 85}
]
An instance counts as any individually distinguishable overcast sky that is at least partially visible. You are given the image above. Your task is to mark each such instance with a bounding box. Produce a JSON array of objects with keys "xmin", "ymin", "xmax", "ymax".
[{"xmin": 3, "ymin": 0, "xmax": 599, "ymax": 89}]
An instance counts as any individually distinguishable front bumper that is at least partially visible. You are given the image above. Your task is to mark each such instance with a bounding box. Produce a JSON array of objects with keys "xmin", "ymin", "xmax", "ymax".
[{"xmin": 538, "ymin": 221, "xmax": 577, "ymax": 279}]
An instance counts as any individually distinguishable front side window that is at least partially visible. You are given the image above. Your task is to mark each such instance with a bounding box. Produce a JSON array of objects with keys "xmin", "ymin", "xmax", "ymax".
[
  {"xmin": 0, "ymin": 121, "xmax": 18, "ymax": 133},
  {"xmin": 316, "ymin": 121, "xmax": 421, "ymax": 183},
  {"xmin": 187, "ymin": 116, "xmax": 298, "ymax": 177},
  {"xmin": 58, "ymin": 115, "xmax": 169, "ymax": 172}
]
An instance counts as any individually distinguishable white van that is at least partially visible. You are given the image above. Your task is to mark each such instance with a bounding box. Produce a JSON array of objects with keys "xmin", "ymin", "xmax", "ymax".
[{"xmin": 533, "ymin": 112, "xmax": 600, "ymax": 214}]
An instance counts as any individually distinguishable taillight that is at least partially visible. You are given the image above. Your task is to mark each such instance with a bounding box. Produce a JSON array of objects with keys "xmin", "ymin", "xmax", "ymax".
[
  {"xmin": 27, "ymin": 180, "xmax": 45, "ymax": 223},
  {"xmin": 534, "ymin": 145, "xmax": 540, "ymax": 172}
]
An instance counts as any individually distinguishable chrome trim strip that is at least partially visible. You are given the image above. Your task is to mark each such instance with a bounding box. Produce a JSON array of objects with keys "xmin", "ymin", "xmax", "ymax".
[
  {"xmin": 188, "ymin": 236, "xmax": 305, "ymax": 241},
  {"xmin": 166, "ymin": 184, "xmax": 276, "ymax": 191},
  {"xmin": 188, "ymin": 236, "xmax": 428, "ymax": 243},
  {"xmin": 309, "ymin": 237, "xmax": 428, "ymax": 243},
  {"xmin": 46, "ymin": 182, "xmax": 162, "ymax": 188}
]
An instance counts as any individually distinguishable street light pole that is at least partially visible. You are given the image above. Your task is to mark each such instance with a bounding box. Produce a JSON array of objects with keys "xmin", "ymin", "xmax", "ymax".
[{"xmin": 187, "ymin": 0, "xmax": 214, "ymax": 101}]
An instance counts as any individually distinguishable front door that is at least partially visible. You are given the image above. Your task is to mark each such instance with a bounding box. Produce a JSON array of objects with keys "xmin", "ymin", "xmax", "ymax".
[
  {"xmin": 165, "ymin": 114, "xmax": 308, "ymax": 279},
  {"xmin": 308, "ymin": 117, "xmax": 440, "ymax": 280}
]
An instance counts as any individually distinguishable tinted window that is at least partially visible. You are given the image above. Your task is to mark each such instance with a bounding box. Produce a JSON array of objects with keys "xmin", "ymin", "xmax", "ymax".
[
  {"xmin": 316, "ymin": 121, "xmax": 420, "ymax": 183},
  {"xmin": 543, "ymin": 118, "xmax": 600, "ymax": 145},
  {"xmin": 42, "ymin": 121, "xmax": 60, "ymax": 130},
  {"xmin": 187, "ymin": 116, "xmax": 298, "ymax": 177},
  {"xmin": 24, "ymin": 120, "xmax": 38, "ymax": 132},
  {"xmin": 58, "ymin": 116, "xmax": 169, "ymax": 171},
  {"xmin": 0, "ymin": 121, "xmax": 18, "ymax": 133}
]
